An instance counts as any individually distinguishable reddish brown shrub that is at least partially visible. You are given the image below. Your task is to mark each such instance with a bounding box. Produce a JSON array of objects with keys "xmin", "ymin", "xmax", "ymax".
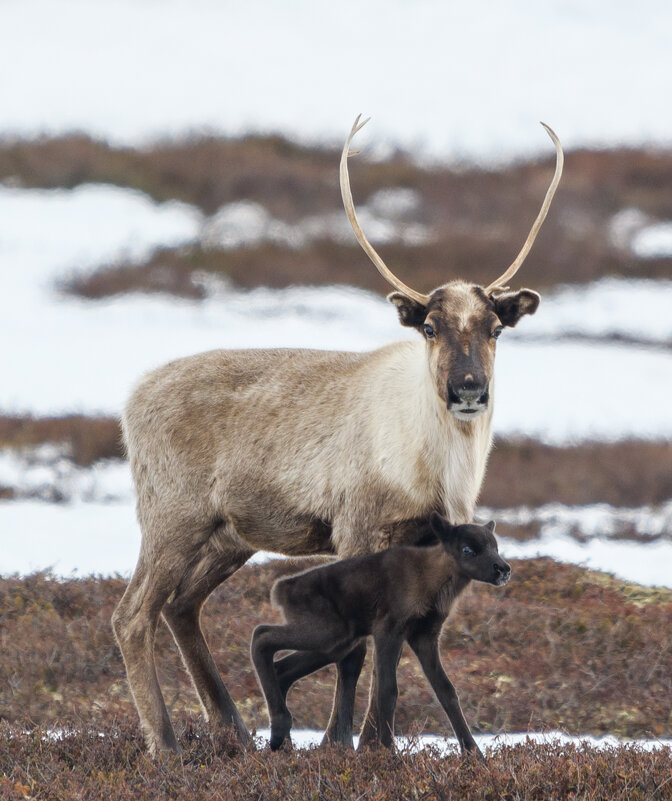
[{"xmin": 0, "ymin": 415, "xmax": 123, "ymax": 466}]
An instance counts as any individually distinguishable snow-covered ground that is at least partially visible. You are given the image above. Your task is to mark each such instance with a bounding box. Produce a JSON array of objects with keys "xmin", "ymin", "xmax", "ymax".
[
  {"xmin": 256, "ymin": 728, "xmax": 672, "ymax": 755},
  {"xmin": 2, "ymin": 1, "xmax": 672, "ymax": 585},
  {"xmin": 6, "ymin": 493, "xmax": 672, "ymax": 586},
  {"xmin": 2, "ymin": 1, "xmax": 672, "ymax": 161}
]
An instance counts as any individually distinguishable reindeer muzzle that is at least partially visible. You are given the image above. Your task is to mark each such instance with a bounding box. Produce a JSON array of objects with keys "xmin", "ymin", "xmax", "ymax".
[{"xmin": 446, "ymin": 381, "xmax": 489, "ymax": 421}]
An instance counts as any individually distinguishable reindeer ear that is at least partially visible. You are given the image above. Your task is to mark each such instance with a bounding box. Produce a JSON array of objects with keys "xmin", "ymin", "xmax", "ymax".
[
  {"xmin": 388, "ymin": 292, "xmax": 428, "ymax": 329},
  {"xmin": 485, "ymin": 520, "xmax": 496, "ymax": 533},
  {"xmin": 490, "ymin": 288, "xmax": 540, "ymax": 328},
  {"xmin": 429, "ymin": 512, "xmax": 454, "ymax": 540}
]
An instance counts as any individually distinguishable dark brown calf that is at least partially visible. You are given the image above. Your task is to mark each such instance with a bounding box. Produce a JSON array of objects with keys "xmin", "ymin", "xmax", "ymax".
[{"xmin": 251, "ymin": 514, "xmax": 510, "ymax": 758}]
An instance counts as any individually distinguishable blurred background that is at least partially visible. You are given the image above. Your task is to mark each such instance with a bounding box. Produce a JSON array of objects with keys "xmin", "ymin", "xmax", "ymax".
[{"xmin": 1, "ymin": 0, "xmax": 672, "ymax": 583}]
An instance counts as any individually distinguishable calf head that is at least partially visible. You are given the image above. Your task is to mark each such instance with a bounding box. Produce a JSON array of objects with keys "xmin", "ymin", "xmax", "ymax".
[{"xmin": 429, "ymin": 512, "xmax": 511, "ymax": 586}]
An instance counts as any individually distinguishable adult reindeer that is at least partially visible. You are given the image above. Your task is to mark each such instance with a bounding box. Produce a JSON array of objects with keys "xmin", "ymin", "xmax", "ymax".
[{"xmin": 113, "ymin": 116, "xmax": 563, "ymax": 755}]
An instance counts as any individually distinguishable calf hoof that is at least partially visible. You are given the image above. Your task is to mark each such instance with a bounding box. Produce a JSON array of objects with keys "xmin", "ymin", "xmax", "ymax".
[
  {"xmin": 462, "ymin": 743, "xmax": 485, "ymax": 763},
  {"xmin": 270, "ymin": 732, "xmax": 286, "ymax": 751},
  {"xmin": 270, "ymin": 711, "xmax": 292, "ymax": 751}
]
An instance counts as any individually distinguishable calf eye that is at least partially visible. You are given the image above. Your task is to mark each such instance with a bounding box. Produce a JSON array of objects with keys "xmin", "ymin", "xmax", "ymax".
[
  {"xmin": 462, "ymin": 545, "xmax": 475, "ymax": 556},
  {"xmin": 491, "ymin": 326, "xmax": 503, "ymax": 340},
  {"xmin": 423, "ymin": 323, "xmax": 436, "ymax": 339}
]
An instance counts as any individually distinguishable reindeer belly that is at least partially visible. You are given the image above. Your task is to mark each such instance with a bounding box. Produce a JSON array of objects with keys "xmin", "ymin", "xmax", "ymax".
[{"xmin": 212, "ymin": 475, "xmax": 335, "ymax": 556}]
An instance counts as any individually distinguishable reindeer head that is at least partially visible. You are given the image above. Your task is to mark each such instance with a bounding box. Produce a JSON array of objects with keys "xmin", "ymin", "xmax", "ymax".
[
  {"xmin": 429, "ymin": 512, "xmax": 511, "ymax": 586},
  {"xmin": 341, "ymin": 116, "xmax": 563, "ymax": 421}
]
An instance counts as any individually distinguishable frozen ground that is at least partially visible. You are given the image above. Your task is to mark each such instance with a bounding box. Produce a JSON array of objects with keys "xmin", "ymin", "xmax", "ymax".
[{"xmin": 2, "ymin": 1, "xmax": 672, "ymax": 161}]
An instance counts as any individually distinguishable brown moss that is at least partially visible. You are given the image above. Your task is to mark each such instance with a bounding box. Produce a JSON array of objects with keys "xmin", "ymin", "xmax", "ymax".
[
  {"xmin": 0, "ymin": 415, "xmax": 123, "ymax": 466},
  {"xmin": 0, "ymin": 720, "xmax": 670, "ymax": 800}
]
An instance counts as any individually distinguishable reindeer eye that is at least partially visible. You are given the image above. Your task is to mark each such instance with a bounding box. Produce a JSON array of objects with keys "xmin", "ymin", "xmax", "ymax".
[
  {"xmin": 423, "ymin": 323, "xmax": 436, "ymax": 339},
  {"xmin": 491, "ymin": 326, "xmax": 503, "ymax": 340},
  {"xmin": 462, "ymin": 545, "xmax": 475, "ymax": 556}
]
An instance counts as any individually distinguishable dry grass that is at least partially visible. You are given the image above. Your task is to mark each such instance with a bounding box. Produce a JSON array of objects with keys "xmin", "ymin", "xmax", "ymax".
[
  {"xmin": 0, "ymin": 134, "xmax": 337, "ymax": 217},
  {"xmin": 483, "ymin": 438, "xmax": 672, "ymax": 508},
  {"xmin": 1, "ymin": 721, "xmax": 671, "ymax": 800},
  {"xmin": 0, "ymin": 415, "xmax": 122, "ymax": 466}
]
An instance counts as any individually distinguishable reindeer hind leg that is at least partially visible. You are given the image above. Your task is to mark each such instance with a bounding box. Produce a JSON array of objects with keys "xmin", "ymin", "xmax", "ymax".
[
  {"xmin": 162, "ymin": 532, "xmax": 255, "ymax": 747},
  {"xmin": 113, "ymin": 524, "xmax": 212, "ymax": 755}
]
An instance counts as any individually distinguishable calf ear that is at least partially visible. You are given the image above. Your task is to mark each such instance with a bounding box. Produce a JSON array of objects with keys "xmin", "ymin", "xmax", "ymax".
[
  {"xmin": 388, "ymin": 292, "xmax": 428, "ymax": 330},
  {"xmin": 429, "ymin": 512, "xmax": 454, "ymax": 540},
  {"xmin": 491, "ymin": 288, "xmax": 540, "ymax": 328}
]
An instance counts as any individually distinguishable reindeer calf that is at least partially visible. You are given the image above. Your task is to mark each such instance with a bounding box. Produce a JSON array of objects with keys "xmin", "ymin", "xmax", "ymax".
[{"xmin": 251, "ymin": 513, "xmax": 510, "ymax": 757}]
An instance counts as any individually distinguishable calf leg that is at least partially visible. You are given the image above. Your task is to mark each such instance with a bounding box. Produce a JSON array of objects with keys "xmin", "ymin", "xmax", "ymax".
[
  {"xmin": 272, "ymin": 639, "xmax": 366, "ymax": 748},
  {"xmin": 251, "ymin": 620, "xmax": 351, "ymax": 750},
  {"xmin": 407, "ymin": 623, "xmax": 483, "ymax": 760},
  {"xmin": 368, "ymin": 630, "xmax": 404, "ymax": 749},
  {"xmin": 322, "ymin": 638, "xmax": 367, "ymax": 748},
  {"xmin": 275, "ymin": 647, "xmax": 345, "ymax": 698},
  {"xmin": 358, "ymin": 645, "xmax": 404, "ymax": 746}
]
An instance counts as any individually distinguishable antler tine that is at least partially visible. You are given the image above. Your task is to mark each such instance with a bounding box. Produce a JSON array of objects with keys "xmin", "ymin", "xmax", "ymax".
[
  {"xmin": 485, "ymin": 122, "xmax": 564, "ymax": 294},
  {"xmin": 340, "ymin": 115, "xmax": 431, "ymax": 305}
]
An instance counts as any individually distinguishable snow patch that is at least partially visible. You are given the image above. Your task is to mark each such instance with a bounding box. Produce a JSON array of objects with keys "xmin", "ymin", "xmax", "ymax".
[
  {"xmin": 632, "ymin": 222, "xmax": 672, "ymax": 258},
  {"xmin": 201, "ymin": 191, "xmax": 431, "ymax": 251},
  {"xmin": 256, "ymin": 728, "xmax": 672, "ymax": 754},
  {"xmin": 0, "ymin": 447, "xmax": 131, "ymax": 504},
  {"xmin": 3, "ymin": 490, "xmax": 672, "ymax": 588},
  {"xmin": 500, "ymin": 533, "xmax": 672, "ymax": 588},
  {"xmin": 2, "ymin": 0, "xmax": 672, "ymax": 160},
  {"xmin": 482, "ymin": 500, "xmax": 672, "ymax": 542},
  {"xmin": 514, "ymin": 277, "xmax": 672, "ymax": 343}
]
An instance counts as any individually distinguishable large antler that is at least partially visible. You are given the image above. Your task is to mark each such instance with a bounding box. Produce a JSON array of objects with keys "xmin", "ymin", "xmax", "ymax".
[
  {"xmin": 340, "ymin": 115, "xmax": 431, "ymax": 305},
  {"xmin": 485, "ymin": 122, "xmax": 564, "ymax": 293}
]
